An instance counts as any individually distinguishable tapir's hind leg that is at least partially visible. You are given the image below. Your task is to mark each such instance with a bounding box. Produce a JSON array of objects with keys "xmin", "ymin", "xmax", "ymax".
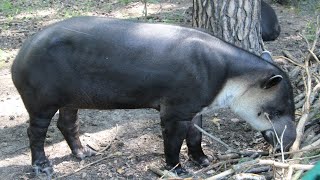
[
  {"xmin": 57, "ymin": 107, "xmax": 97, "ymax": 159},
  {"xmin": 186, "ymin": 114, "xmax": 210, "ymax": 167},
  {"xmin": 27, "ymin": 107, "xmax": 58, "ymax": 176}
]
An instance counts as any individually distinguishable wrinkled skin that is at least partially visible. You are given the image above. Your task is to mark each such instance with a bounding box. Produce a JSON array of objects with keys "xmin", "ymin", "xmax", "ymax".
[{"xmin": 11, "ymin": 17, "xmax": 296, "ymax": 177}]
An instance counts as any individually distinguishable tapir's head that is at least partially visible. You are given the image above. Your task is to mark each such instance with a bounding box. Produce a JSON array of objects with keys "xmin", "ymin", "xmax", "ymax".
[{"xmin": 229, "ymin": 51, "xmax": 296, "ymax": 151}]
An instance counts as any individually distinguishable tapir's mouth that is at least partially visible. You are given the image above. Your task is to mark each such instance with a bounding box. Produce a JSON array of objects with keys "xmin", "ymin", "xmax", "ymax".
[
  {"xmin": 261, "ymin": 129, "xmax": 295, "ymax": 152},
  {"xmin": 262, "ymin": 130, "xmax": 275, "ymax": 146}
]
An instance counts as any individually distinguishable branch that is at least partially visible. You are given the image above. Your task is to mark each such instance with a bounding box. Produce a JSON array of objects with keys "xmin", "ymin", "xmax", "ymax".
[
  {"xmin": 58, "ymin": 153, "xmax": 122, "ymax": 178},
  {"xmin": 148, "ymin": 166, "xmax": 180, "ymax": 179},
  {"xmin": 58, "ymin": 124, "xmax": 119, "ymax": 178},
  {"xmin": 205, "ymin": 159, "xmax": 314, "ymax": 180},
  {"xmin": 194, "ymin": 124, "xmax": 235, "ymax": 152},
  {"xmin": 232, "ymin": 173, "xmax": 267, "ymax": 180}
]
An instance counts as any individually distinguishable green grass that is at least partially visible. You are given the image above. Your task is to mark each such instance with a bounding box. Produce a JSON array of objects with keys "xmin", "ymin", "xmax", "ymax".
[
  {"xmin": 61, "ymin": 9, "xmax": 83, "ymax": 18},
  {"xmin": 0, "ymin": 0, "xmax": 17, "ymax": 16},
  {"xmin": 304, "ymin": 21, "xmax": 318, "ymax": 42},
  {"xmin": 119, "ymin": 0, "xmax": 132, "ymax": 5}
]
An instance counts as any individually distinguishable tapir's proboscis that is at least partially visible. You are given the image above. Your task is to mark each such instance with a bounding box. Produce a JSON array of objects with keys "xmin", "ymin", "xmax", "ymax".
[{"xmin": 11, "ymin": 17, "xmax": 296, "ymax": 177}]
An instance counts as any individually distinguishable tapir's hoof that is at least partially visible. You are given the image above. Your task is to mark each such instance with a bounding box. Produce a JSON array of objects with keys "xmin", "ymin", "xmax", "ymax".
[
  {"xmin": 73, "ymin": 146, "xmax": 97, "ymax": 160},
  {"xmin": 165, "ymin": 164, "xmax": 188, "ymax": 175},
  {"xmin": 189, "ymin": 154, "xmax": 211, "ymax": 167},
  {"xmin": 32, "ymin": 159, "xmax": 54, "ymax": 177}
]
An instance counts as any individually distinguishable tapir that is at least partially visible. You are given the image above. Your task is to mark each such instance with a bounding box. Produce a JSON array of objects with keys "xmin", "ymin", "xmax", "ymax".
[
  {"xmin": 11, "ymin": 16, "xmax": 296, "ymax": 176},
  {"xmin": 261, "ymin": 0, "xmax": 281, "ymax": 41}
]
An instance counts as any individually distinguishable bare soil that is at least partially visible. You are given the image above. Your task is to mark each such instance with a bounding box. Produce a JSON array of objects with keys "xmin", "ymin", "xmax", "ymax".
[{"xmin": 0, "ymin": 0, "xmax": 316, "ymax": 179}]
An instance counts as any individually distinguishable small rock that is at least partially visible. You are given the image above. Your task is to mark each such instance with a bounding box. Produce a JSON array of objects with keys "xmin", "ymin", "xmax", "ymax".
[
  {"xmin": 9, "ymin": 115, "xmax": 15, "ymax": 120},
  {"xmin": 98, "ymin": 164, "xmax": 107, "ymax": 171},
  {"xmin": 80, "ymin": 160, "xmax": 85, "ymax": 166},
  {"xmin": 230, "ymin": 118, "xmax": 240, "ymax": 123},
  {"xmin": 206, "ymin": 170, "xmax": 215, "ymax": 175},
  {"xmin": 117, "ymin": 167, "xmax": 125, "ymax": 174},
  {"xmin": 81, "ymin": 172, "xmax": 87, "ymax": 178}
]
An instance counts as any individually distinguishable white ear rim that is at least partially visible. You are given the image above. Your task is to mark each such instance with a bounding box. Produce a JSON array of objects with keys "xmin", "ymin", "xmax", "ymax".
[
  {"xmin": 261, "ymin": 50, "xmax": 273, "ymax": 63},
  {"xmin": 263, "ymin": 75, "xmax": 283, "ymax": 89},
  {"xmin": 271, "ymin": 75, "xmax": 283, "ymax": 79}
]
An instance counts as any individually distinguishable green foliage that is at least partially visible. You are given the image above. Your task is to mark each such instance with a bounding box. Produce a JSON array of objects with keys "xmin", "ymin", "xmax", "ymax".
[
  {"xmin": 303, "ymin": 21, "xmax": 318, "ymax": 42},
  {"xmin": 119, "ymin": 0, "xmax": 131, "ymax": 5},
  {"xmin": 295, "ymin": 0, "xmax": 320, "ymax": 14},
  {"xmin": 0, "ymin": 0, "xmax": 20, "ymax": 16},
  {"xmin": 62, "ymin": 10, "xmax": 83, "ymax": 18},
  {"xmin": 0, "ymin": 0, "xmax": 12, "ymax": 12}
]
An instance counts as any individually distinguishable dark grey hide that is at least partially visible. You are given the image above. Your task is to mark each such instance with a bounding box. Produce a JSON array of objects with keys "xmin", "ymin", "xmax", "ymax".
[
  {"xmin": 11, "ymin": 16, "xmax": 296, "ymax": 177},
  {"xmin": 261, "ymin": 0, "xmax": 281, "ymax": 41}
]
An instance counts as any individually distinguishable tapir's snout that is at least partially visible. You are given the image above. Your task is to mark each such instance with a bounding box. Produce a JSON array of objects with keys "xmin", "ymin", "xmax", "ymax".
[{"xmin": 261, "ymin": 116, "xmax": 296, "ymax": 152}]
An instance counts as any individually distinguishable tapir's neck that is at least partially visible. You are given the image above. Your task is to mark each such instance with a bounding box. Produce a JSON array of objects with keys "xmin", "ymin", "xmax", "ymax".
[
  {"xmin": 198, "ymin": 78, "xmax": 248, "ymax": 114},
  {"xmin": 206, "ymin": 37, "xmax": 276, "ymax": 77},
  {"xmin": 199, "ymin": 39, "xmax": 279, "ymax": 114}
]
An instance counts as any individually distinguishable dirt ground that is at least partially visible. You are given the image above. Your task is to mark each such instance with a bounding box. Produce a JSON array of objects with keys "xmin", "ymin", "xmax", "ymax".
[{"xmin": 0, "ymin": 0, "xmax": 317, "ymax": 179}]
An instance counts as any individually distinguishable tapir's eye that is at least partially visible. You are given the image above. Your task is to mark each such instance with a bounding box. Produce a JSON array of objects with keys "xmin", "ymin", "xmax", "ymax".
[
  {"xmin": 266, "ymin": 110, "xmax": 282, "ymax": 119},
  {"xmin": 257, "ymin": 112, "xmax": 262, "ymax": 116},
  {"xmin": 271, "ymin": 110, "xmax": 282, "ymax": 118}
]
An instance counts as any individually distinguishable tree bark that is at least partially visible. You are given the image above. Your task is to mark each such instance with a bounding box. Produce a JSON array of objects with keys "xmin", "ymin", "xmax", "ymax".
[{"xmin": 192, "ymin": 0, "xmax": 264, "ymax": 55}]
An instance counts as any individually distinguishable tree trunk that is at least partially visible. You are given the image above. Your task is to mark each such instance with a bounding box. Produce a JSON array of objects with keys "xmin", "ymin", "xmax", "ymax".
[{"xmin": 192, "ymin": 0, "xmax": 264, "ymax": 55}]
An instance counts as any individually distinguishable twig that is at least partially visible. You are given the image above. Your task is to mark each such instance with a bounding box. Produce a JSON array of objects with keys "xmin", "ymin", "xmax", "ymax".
[
  {"xmin": 148, "ymin": 166, "xmax": 180, "ymax": 179},
  {"xmin": 193, "ymin": 158, "xmax": 241, "ymax": 175},
  {"xmin": 98, "ymin": 124, "xmax": 118, "ymax": 154},
  {"xmin": 57, "ymin": 153, "xmax": 121, "ymax": 179},
  {"xmin": 274, "ymin": 145, "xmax": 320, "ymax": 156},
  {"xmin": 275, "ymin": 55, "xmax": 304, "ymax": 68},
  {"xmin": 193, "ymin": 124, "xmax": 235, "ymax": 151},
  {"xmin": 264, "ymin": 113, "xmax": 286, "ymax": 162},
  {"xmin": 245, "ymin": 166, "xmax": 271, "ymax": 174},
  {"xmin": 206, "ymin": 169, "xmax": 234, "ymax": 180},
  {"xmin": 232, "ymin": 173, "xmax": 266, "ymax": 180},
  {"xmin": 292, "ymin": 169, "xmax": 304, "ymax": 180},
  {"xmin": 218, "ymin": 151, "xmax": 269, "ymax": 160},
  {"xmin": 291, "ymin": 114, "xmax": 310, "ymax": 152},
  {"xmin": 159, "ymin": 163, "xmax": 180, "ymax": 179},
  {"xmin": 205, "ymin": 159, "xmax": 314, "ymax": 180},
  {"xmin": 308, "ymin": 49, "xmax": 320, "ymax": 64},
  {"xmin": 258, "ymin": 159, "xmax": 313, "ymax": 169},
  {"xmin": 291, "ymin": 37, "xmax": 314, "ymax": 153},
  {"xmin": 58, "ymin": 124, "xmax": 119, "ymax": 178},
  {"xmin": 287, "ymin": 154, "xmax": 320, "ymax": 162}
]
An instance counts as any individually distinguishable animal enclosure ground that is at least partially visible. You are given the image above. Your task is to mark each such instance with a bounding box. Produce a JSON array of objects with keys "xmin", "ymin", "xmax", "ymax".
[{"xmin": 0, "ymin": 0, "xmax": 318, "ymax": 179}]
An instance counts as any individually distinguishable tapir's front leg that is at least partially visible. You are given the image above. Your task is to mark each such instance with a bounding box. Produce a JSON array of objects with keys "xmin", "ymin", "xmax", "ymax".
[{"xmin": 160, "ymin": 119, "xmax": 188, "ymax": 174}]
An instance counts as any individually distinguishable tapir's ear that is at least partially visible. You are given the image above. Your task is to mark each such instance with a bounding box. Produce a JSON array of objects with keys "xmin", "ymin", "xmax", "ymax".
[
  {"xmin": 262, "ymin": 75, "xmax": 283, "ymax": 89},
  {"xmin": 260, "ymin": 51, "xmax": 273, "ymax": 63}
]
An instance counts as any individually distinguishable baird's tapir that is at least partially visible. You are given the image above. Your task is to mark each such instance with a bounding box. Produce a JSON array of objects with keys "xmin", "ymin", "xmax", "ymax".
[
  {"xmin": 11, "ymin": 16, "xmax": 296, "ymax": 176},
  {"xmin": 261, "ymin": 0, "xmax": 281, "ymax": 41}
]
